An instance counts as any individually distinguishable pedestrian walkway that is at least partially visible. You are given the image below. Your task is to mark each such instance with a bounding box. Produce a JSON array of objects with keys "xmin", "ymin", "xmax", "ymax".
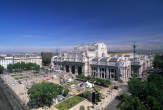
[{"xmin": 94, "ymin": 83, "xmax": 128, "ymax": 110}]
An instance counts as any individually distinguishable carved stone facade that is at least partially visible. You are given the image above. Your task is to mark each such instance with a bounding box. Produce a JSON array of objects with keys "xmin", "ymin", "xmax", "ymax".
[{"xmin": 52, "ymin": 43, "xmax": 153, "ymax": 81}]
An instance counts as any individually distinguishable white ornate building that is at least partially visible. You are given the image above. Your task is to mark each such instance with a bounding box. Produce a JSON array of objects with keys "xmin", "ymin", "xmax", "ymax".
[{"xmin": 52, "ymin": 43, "xmax": 153, "ymax": 81}]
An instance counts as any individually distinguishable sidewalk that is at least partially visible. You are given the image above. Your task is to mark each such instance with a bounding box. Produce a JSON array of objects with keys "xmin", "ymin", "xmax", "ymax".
[
  {"xmin": 94, "ymin": 83, "xmax": 128, "ymax": 110},
  {"xmin": 70, "ymin": 100, "xmax": 93, "ymax": 110}
]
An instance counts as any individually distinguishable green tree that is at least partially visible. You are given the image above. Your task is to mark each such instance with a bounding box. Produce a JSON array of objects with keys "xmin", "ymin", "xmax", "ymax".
[
  {"xmin": 34, "ymin": 65, "xmax": 40, "ymax": 73},
  {"xmin": 76, "ymin": 75, "xmax": 110, "ymax": 87},
  {"xmin": 63, "ymin": 88, "xmax": 69, "ymax": 97},
  {"xmin": 87, "ymin": 106, "xmax": 90, "ymax": 110},
  {"xmin": 128, "ymin": 78, "xmax": 144, "ymax": 99},
  {"xmin": 0, "ymin": 65, "xmax": 4, "ymax": 74},
  {"xmin": 153, "ymin": 55, "xmax": 163, "ymax": 69},
  {"xmin": 145, "ymin": 96, "xmax": 162, "ymax": 110},
  {"xmin": 80, "ymin": 105, "xmax": 85, "ymax": 110},
  {"xmin": 7, "ymin": 62, "xmax": 40, "ymax": 73},
  {"xmin": 7, "ymin": 64, "xmax": 13, "ymax": 73},
  {"xmin": 28, "ymin": 82, "xmax": 63, "ymax": 107},
  {"xmin": 118, "ymin": 94, "xmax": 147, "ymax": 110},
  {"xmin": 41, "ymin": 52, "xmax": 53, "ymax": 66},
  {"xmin": 118, "ymin": 74, "xmax": 163, "ymax": 110}
]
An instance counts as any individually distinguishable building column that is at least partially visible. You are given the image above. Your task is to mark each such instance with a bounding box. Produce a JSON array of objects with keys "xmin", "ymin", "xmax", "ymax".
[
  {"xmin": 95, "ymin": 67, "xmax": 97, "ymax": 77},
  {"xmin": 63, "ymin": 65, "xmax": 66, "ymax": 72},
  {"xmin": 75, "ymin": 65, "xmax": 78, "ymax": 75},
  {"xmin": 104, "ymin": 68, "xmax": 106, "ymax": 79},
  {"xmin": 98, "ymin": 66, "xmax": 100, "ymax": 78},
  {"xmin": 69, "ymin": 65, "xmax": 71, "ymax": 73},
  {"xmin": 106, "ymin": 67, "xmax": 109, "ymax": 79},
  {"xmin": 125, "ymin": 67, "xmax": 128, "ymax": 80},
  {"xmin": 114, "ymin": 69, "xmax": 116, "ymax": 80},
  {"xmin": 109, "ymin": 68, "xmax": 111, "ymax": 79},
  {"xmin": 82, "ymin": 65, "xmax": 85, "ymax": 75}
]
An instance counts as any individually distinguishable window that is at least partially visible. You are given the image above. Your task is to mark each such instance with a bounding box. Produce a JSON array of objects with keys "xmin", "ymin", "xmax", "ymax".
[{"xmin": 111, "ymin": 69, "xmax": 114, "ymax": 73}]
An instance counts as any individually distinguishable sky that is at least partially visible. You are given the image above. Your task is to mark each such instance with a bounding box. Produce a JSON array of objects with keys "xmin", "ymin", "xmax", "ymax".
[{"xmin": 0, "ymin": 0, "xmax": 163, "ymax": 49}]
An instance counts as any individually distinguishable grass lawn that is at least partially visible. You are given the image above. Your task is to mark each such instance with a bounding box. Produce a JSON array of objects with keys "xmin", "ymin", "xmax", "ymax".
[
  {"xmin": 94, "ymin": 87, "xmax": 101, "ymax": 92},
  {"xmin": 55, "ymin": 96, "xmax": 84, "ymax": 110}
]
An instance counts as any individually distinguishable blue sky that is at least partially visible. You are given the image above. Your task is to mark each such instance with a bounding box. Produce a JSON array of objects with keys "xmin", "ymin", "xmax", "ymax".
[{"xmin": 0, "ymin": 0, "xmax": 163, "ymax": 49}]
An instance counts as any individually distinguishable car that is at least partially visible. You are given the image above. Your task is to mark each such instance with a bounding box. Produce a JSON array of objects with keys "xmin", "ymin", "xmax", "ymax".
[{"xmin": 18, "ymin": 80, "xmax": 22, "ymax": 84}]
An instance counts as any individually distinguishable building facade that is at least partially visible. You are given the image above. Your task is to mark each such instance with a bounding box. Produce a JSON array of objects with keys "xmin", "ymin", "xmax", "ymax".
[
  {"xmin": 52, "ymin": 43, "xmax": 153, "ymax": 81},
  {"xmin": 0, "ymin": 54, "xmax": 42, "ymax": 69}
]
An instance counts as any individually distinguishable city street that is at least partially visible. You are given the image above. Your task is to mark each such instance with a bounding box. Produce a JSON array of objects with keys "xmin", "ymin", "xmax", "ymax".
[
  {"xmin": 104, "ymin": 84, "xmax": 128, "ymax": 110},
  {"xmin": 0, "ymin": 84, "xmax": 13, "ymax": 110},
  {"xmin": 0, "ymin": 77, "xmax": 27, "ymax": 110}
]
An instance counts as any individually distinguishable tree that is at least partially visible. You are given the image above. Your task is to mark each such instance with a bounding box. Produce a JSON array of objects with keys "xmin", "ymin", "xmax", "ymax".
[
  {"xmin": 118, "ymin": 94, "xmax": 147, "ymax": 110},
  {"xmin": 153, "ymin": 55, "xmax": 163, "ymax": 69},
  {"xmin": 7, "ymin": 62, "xmax": 40, "ymax": 73},
  {"xmin": 128, "ymin": 78, "xmax": 144, "ymax": 99},
  {"xmin": 118, "ymin": 74, "xmax": 163, "ymax": 110},
  {"xmin": 34, "ymin": 65, "xmax": 40, "ymax": 73},
  {"xmin": 145, "ymin": 96, "xmax": 162, "ymax": 110},
  {"xmin": 0, "ymin": 65, "xmax": 4, "ymax": 74},
  {"xmin": 76, "ymin": 75, "xmax": 110, "ymax": 87},
  {"xmin": 28, "ymin": 82, "xmax": 63, "ymax": 107},
  {"xmin": 41, "ymin": 52, "xmax": 53, "ymax": 66},
  {"xmin": 7, "ymin": 64, "xmax": 13, "ymax": 73},
  {"xmin": 63, "ymin": 88, "xmax": 69, "ymax": 97},
  {"xmin": 80, "ymin": 105, "xmax": 85, "ymax": 110}
]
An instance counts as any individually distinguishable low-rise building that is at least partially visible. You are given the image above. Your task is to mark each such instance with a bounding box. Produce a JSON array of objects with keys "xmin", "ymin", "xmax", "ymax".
[
  {"xmin": 0, "ymin": 56, "xmax": 13, "ymax": 68},
  {"xmin": 0, "ymin": 54, "xmax": 42, "ymax": 68}
]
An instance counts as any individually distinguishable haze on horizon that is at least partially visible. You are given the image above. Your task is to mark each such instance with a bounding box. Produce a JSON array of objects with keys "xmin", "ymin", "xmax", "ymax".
[{"xmin": 0, "ymin": 0, "xmax": 163, "ymax": 49}]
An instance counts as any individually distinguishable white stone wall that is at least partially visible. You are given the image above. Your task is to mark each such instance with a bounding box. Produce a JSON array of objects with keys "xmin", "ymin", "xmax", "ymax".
[
  {"xmin": 52, "ymin": 43, "xmax": 154, "ymax": 81},
  {"xmin": 95, "ymin": 43, "xmax": 107, "ymax": 57},
  {"xmin": 0, "ymin": 56, "xmax": 42, "ymax": 69},
  {"xmin": 0, "ymin": 57, "xmax": 13, "ymax": 68}
]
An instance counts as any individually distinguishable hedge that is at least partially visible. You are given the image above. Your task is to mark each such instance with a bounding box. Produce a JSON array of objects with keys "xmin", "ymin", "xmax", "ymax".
[
  {"xmin": 76, "ymin": 74, "xmax": 110, "ymax": 87},
  {"xmin": 55, "ymin": 96, "xmax": 84, "ymax": 110}
]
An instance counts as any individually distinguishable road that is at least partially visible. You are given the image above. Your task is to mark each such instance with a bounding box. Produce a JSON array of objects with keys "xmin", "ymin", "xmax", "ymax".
[{"xmin": 0, "ymin": 84, "xmax": 13, "ymax": 110}]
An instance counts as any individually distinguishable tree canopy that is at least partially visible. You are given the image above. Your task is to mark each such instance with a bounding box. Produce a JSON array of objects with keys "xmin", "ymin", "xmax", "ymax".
[
  {"xmin": 118, "ymin": 94, "xmax": 147, "ymax": 110},
  {"xmin": 41, "ymin": 52, "xmax": 53, "ymax": 66},
  {"xmin": 118, "ymin": 74, "xmax": 163, "ymax": 110},
  {"xmin": 76, "ymin": 74, "xmax": 110, "ymax": 87},
  {"xmin": 28, "ymin": 82, "xmax": 63, "ymax": 107},
  {"xmin": 7, "ymin": 62, "xmax": 40, "ymax": 73},
  {"xmin": 63, "ymin": 88, "xmax": 69, "ymax": 97},
  {"xmin": 153, "ymin": 55, "xmax": 163, "ymax": 69},
  {"xmin": 0, "ymin": 65, "xmax": 4, "ymax": 74}
]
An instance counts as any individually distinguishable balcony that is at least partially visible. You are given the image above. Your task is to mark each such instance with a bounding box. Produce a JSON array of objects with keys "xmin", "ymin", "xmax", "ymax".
[
  {"xmin": 90, "ymin": 61, "xmax": 117, "ymax": 66},
  {"xmin": 131, "ymin": 61, "xmax": 140, "ymax": 65},
  {"xmin": 54, "ymin": 58, "xmax": 83, "ymax": 63}
]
